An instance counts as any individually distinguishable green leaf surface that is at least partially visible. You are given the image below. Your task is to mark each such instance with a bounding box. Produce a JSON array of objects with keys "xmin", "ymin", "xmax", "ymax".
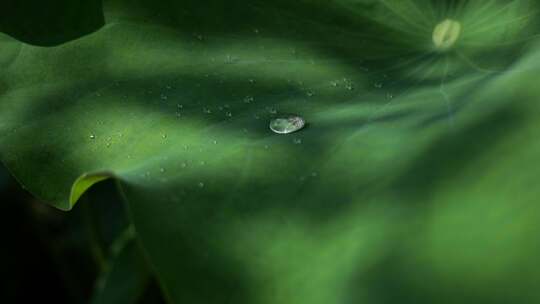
[{"xmin": 2, "ymin": 1, "xmax": 540, "ymax": 303}]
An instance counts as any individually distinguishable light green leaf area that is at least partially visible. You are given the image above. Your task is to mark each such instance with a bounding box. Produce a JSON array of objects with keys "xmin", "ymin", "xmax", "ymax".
[{"xmin": 2, "ymin": 1, "xmax": 540, "ymax": 303}]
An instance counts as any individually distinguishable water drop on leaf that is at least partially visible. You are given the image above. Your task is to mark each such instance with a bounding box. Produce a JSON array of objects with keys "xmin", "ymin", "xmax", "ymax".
[{"xmin": 269, "ymin": 115, "xmax": 306, "ymax": 134}]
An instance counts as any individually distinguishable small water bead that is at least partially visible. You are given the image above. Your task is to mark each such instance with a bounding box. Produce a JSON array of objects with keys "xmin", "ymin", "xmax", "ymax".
[
  {"xmin": 269, "ymin": 115, "xmax": 306, "ymax": 134},
  {"xmin": 198, "ymin": 182, "xmax": 205, "ymax": 188},
  {"xmin": 203, "ymin": 108, "xmax": 212, "ymax": 114},
  {"xmin": 374, "ymin": 83, "xmax": 383, "ymax": 89},
  {"xmin": 293, "ymin": 138, "xmax": 302, "ymax": 144},
  {"xmin": 226, "ymin": 111, "xmax": 233, "ymax": 117},
  {"xmin": 213, "ymin": 140, "xmax": 218, "ymax": 144},
  {"xmin": 330, "ymin": 81, "xmax": 338, "ymax": 87},
  {"xmin": 306, "ymin": 90, "xmax": 314, "ymax": 97},
  {"xmin": 244, "ymin": 96, "xmax": 254, "ymax": 104},
  {"xmin": 162, "ymin": 134, "xmax": 168, "ymax": 139},
  {"xmin": 160, "ymin": 167, "xmax": 165, "ymax": 173},
  {"xmin": 89, "ymin": 134, "xmax": 96, "ymax": 140},
  {"xmin": 160, "ymin": 94, "xmax": 168, "ymax": 100}
]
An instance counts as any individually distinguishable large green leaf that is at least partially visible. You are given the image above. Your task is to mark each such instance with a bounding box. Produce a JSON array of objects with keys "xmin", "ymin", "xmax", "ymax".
[{"xmin": 2, "ymin": 0, "xmax": 540, "ymax": 303}]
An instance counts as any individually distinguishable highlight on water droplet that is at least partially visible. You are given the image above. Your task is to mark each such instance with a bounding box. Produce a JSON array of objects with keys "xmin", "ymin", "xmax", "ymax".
[
  {"xmin": 269, "ymin": 115, "xmax": 306, "ymax": 134},
  {"xmin": 89, "ymin": 134, "xmax": 96, "ymax": 139},
  {"xmin": 433, "ymin": 19, "xmax": 461, "ymax": 51}
]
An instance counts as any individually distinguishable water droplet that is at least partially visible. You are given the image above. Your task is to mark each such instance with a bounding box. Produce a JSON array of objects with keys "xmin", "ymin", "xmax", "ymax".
[
  {"xmin": 162, "ymin": 134, "xmax": 167, "ymax": 139},
  {"xmin": 226, "ymin": 111, "xmax": 233, "ymax": 117},
  {"xmin": 269, "ymin": 115, "xmax": 306, "ymax": 134},
  {"xmin": 293, "ymin": 138, "xmax": 302, "ymax": 144},
  {"xmin": 268, "ymin": 107, "xmax": 277, "ymax": 115},
  {"xmin": 386, "ymin": 92, "xmax": 394, "ymax": 100},
  {"xmin": 311, "ymin": 171, "xmax": 318, "ymax": 177},
  {"xmin": 198, "ymin": 182, "xmax": 205, "ymax": 188},
  {"xmin": 249, "ymin": 79, "xmax": 256, "ymax": 84},
  {"xmin": 203, "ymin": 108, "xmax": 212, "ymax": 114},
  {"xmin": 330, "ymin": 81, "xmax": 338, "ymax": 87},
  {"xmin": 200, "ymin": 160, "xmax": 206, "ymax": 165},
  {"xmin": 89, "ymin": 134, "xmax": 96, "ymax": 139},
  {"xmin": 253, "ymin": 28, "xmax": 259, "ymax": 34},
  {"xmin": 106, "ymin": 142, "xmax": 111, "ymax": 147},
  {"xmin": 160, "ymin": 167, "xmax": 165, "ymax": 173},
  {"xmin": 181, "ymin": 162, "xmax": 187, "ymax": 168},
  {"xmin": 177, "ymin": 104, "xmax": 183, "ymax": 109},
  {"xmin": 374, "ymin": 83, "xmax": 383, "ymax": 89},
  {"xmin": 160, "ymin": 94, "xmax": 168, "ymax": 100},
  {"xmin": 212, "ymin": 140, "xmax": 218, "ymax": 144},
  {"xmin": 244, "ymin": 96, "xmax": 254, "ymax": 103},
  {"xmin": 306, "ymin": 90, "xmax": 314, "ymax": 97}
]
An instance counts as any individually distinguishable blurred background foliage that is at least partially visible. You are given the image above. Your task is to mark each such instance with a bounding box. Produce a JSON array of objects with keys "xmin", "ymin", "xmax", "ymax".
[{"xmin": 0, "ymin": 164, "xmax": 165, "ymax": 303}]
